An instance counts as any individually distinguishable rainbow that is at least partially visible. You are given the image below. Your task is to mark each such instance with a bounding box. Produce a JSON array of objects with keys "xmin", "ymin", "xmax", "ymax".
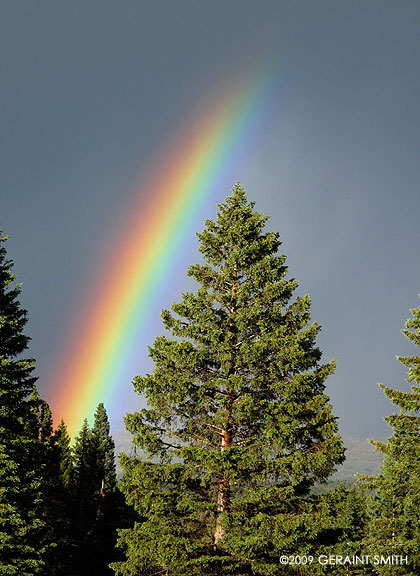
[{"xmin": 47, "ymin": 70, "xmax": 273, "ymax": 437}]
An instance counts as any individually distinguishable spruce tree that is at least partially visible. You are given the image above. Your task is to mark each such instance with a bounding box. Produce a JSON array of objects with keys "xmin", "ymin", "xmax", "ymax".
[
  {"xmin": 72, "ymin": 419, "xmax": 95, "ymax": 533},
  {"xmin": 318, "ymin": 486, "xmax": 370, "ymax": 575},
  {"xmin": 55, "ymin": 420, "xmax": 73, "ymax": 490},
  {"xmin": 90, "ymin": 403, "xmax": 120, "ymax": 576},
  {"xmin": 71, "ymin": 419, "xmax": 95, "ymax": 576},
  {"xmin": 91, "ymin": 402, "xmax": 117, "ymax": 493},
  {"xmin": 0, "ymin": 233, "xmax": 44, "ymax": 574},
  {"xmin": 72, "ymin": 407, "xmax": 120, "ymax": 576},
  {"xmin": 46, "ymin": 418, "xmax": 74, "ymax": 576},
  {"xmin": 113, "ymin": 184, "xmax": 344, "ymax": 576},
  {"xmin": 26, "ymin": 390, "xmax": 74, "ymax": 575},
  {"xmin": 72, "ymin": 406, "xmax": 117, "ymax": 527},
  {"xmin": 361, "ymin": 300, "xmax": 420, "ymax": 575}
]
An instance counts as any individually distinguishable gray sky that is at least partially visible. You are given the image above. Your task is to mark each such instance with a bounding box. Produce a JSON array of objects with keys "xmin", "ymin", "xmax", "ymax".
[{"xmin": 2, "ymin": 0, "xmax": 420, "ymax": 438}]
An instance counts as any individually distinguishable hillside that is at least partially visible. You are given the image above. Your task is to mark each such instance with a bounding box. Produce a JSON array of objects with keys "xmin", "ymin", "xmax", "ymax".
[{"xmin": 112, "ymin": 431, "xmax": 385, "ymax": 484}]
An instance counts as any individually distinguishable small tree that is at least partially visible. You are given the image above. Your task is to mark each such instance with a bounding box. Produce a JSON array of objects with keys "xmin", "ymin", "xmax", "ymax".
[
  {"xmin": 361, "ymin": 300, "xmax": 420, "ymax": 575},
  {"xmin": 113, "ymin": 184, "xmax": 344, "ymax": 576}
]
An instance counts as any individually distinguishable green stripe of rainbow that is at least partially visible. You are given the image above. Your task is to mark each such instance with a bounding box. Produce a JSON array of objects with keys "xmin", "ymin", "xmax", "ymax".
[{"xmin": 47, "ymin": 70, "xmax": 273, "ymax": 437}]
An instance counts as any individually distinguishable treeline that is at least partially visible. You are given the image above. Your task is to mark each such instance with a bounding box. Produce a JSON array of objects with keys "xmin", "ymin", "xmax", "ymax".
[
  {"xmin": 1, "ymin": 185, "xmax": 420, "ymax": 575},
  {"xmin": 0, "ymin": 233, "xmax": 130, "ymax": 575},
  {"xmin": 29, "ymin": 399, "xmax": 131, "ymax": 576}
]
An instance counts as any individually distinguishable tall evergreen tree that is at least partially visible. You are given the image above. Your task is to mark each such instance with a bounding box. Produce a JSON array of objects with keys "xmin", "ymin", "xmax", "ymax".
[
  {"xmin": 72, "ymin": 406, "xmax": 117, "ymax": 529},
  {"xmin": 91, "ymin": 402, "xmax": 117, "ymax": 493},
  {"xmin": 47, "ymin": 418, "xmax": 75, "ymax": 576},
  {"xmin": 0, "ymin": 233, "xmax": 44, "ymax": 574},
  {"xmin": 317, "ymin": 485, "xmax": 371, "ymax": 575},
  {"xmin": 361, "ymin": 300, "xmax": 420, "ymax": 575},
  {"xmin": 27, "ymin": 390, "xmax": 74, "ymax": 576},
  {"xmin": 55, "ymin": 420, "xmax": 73, "ymax": 490},
  {"xmin": 72, "ymin": 407, "xmax": 120, "ymax": 576},
  {"xmin": 71, "ymin": 419, "xmax": 96, "ymax": 576},
  {"xmin": 72, "ymin": 419, "xmax": 95, "ymax": 532},
  {"xmin": 90, "ymin": 404, "xmax": 124, "ymax": 575},
  {"xmin": 113, "ymin": 184, "xmax": 344, "ymax": 576}
]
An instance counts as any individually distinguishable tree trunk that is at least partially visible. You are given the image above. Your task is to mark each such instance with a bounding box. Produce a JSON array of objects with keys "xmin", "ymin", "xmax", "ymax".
[
  {"xmin": 214, "ymin": 429, "xmax": 231, "ymax": 547},
  {"xmin": 214, "ymin": 260, "xmax": 237, "ymax": 547}
]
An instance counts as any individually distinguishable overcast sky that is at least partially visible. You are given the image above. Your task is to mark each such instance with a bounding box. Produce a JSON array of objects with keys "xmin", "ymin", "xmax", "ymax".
[{"xmin": 2, "ymin": 1, "xmax": 420, "ymax": 438}]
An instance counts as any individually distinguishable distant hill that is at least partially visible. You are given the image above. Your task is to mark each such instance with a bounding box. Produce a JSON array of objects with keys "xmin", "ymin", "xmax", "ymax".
[
  {"xmin": 112, "ymin": 430, "xmax": 140, "ymax": 478},
  {"xmin": 112, "ymin": 431, "xmax": 385, "ymax": 484},
  {"xmin": 331, "ymin": 437, "xmax": 384, "ymax": 483}
]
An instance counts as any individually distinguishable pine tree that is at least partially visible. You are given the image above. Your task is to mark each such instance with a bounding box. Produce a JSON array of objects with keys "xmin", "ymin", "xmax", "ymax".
[
  {"xmin": 90, "ymin": 403, "xmax": 120, "ymax": 576},
  {"xmin": 72, "ymin": 406, "xmax": 117, "ymax": 528},
  {"xmin": 70, "ymin": 419, "xmax": 95, "ymax": 576},
  {"xmin": 55, "ymin": 420, "xmax": 73, "ymax": 490},
  {"xmin": 28, "ymin": 393, "xmax": 74, "ymax": 576},
  {"xmin": 72, "ymin": 407, "xmax": 120, "ymax": 576},
  {"xmin": 72, "ymin": 419, "xmax": 95, "ymax": 532},
  {"xmin": 316, "ymin": 485, "xmax": 371, "ymax": 575},
  {"xmin": 46, "ymin": 418, "xmax": 75, "ymax": 576},
  {"xmin": 113, "ymin": 184, "xmax": 344, "ymax": 576},
  {"xmin": 91, "ymin": 403, "xmax": 117, "ymax": 493},
  {"xmin": 361, "ymin": 300, "xmax": 420, "ymax": 575},
  {"xmin": 0, "ymin": 233, "xmax": 44, "ymax": 574}
]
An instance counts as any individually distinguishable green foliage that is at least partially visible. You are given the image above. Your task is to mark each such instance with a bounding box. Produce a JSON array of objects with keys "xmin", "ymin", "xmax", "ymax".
[
  {"xmin": 71, "ymin": 406, "xmax": 123, "ymax": 576},
  {"xmin": 55, "ymin": 420, "xmax": 73, "ymax": 490},
  {"xmin": 0, "ymin": 234, "xmax": 128, "ymax": 575},
  {"xmin": 92, "ymin": 403, "xmax": 117, "ymax": 492},
  {"xmin": 314, "ymin": 485, "xmax": 372, "ymax": 575},
  {"xmin": 0, "ymin": 233, "xmax": 44, "ymax": 574},
  {"xmin": 360, "ymin": 300, "xmax": 420, "ymax": 575},
  {"xmin": 28, "ymin": 391, "xmax": 75, "ymax": 576},
  {"xmin": 72, "ymin": 406, "xmax": 117, "ymax": 529},
  {"xmin": 0, "ymin": 234, "xmax": 37, "ymax": 445},
  {"xmin": 113, "ymin": 184, "xmax": 344, "ymax": 575},
  {"xmin": 0, "ymin": 444, "xmax": 45, "ymax": 576},
  {"xmin": 72, "ymin": 418, "xmax": 96, "ymax": 528}
]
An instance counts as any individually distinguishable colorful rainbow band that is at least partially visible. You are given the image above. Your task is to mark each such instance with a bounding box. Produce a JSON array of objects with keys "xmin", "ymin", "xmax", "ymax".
[{"xmin": 47, "ymin": 69, "xmax": 273, "ymax": 437}]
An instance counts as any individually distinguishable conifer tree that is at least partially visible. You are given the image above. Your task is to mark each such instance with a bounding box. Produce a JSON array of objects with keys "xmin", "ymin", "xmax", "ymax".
[
  {"xmin": 361, "ymin": 300, "xmax": 420, "ymax": 575},
  {"xmin": 72, "ymin": 406, "xmax": 117, "ymax": 527},
  {"xmin": 55, "ymin": 420, "xmax": 73, "ymax": 490},
  {"xmin": 318, "ymin": 485, "xmax": 370, "ymax": 575},
  {"xmin": 47, "ymin": 418, "xmax": 74, "ymax": 576},
  {"xmin": 91, "ymin": 402, "xmax": 117, "ymax": 493},
  {"xmin": 0, "ymin": 233, "xmax": 44, "ymax": 574},
  {"xmin": 72, "ymin": 419, "xmax": 95, "ymax": 532},
  {"xmin": 90, "ymin": 404, "xmax": 123, "ymax": 575},
  {"xmin": 71, "ymin": 419, "xmax": 96, "ymax": 576},
  {"xmin": 28, "ymin": 392, "xmax": 74, "ymax": 576},
  {"xmin": 72, "ymin": 407, "xmax": 120, "ymax": 576},
  {"xmin": 113, "ymin": 184, "xmax": 344, "ymax": 576}
]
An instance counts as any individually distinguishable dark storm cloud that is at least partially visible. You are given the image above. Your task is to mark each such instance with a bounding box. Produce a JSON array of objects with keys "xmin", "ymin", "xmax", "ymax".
[{"xmin": 1, "ymin": 0, "xmax": 419, "ymax": 437}]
